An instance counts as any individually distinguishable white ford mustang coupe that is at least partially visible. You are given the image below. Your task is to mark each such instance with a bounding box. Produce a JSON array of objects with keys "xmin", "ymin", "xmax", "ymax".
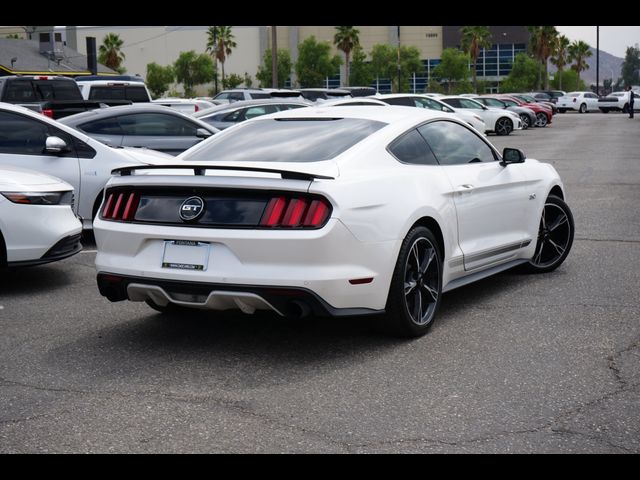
[{"xmin": 94, "ymin": 106, "xmax": 574, "ymax": 337}]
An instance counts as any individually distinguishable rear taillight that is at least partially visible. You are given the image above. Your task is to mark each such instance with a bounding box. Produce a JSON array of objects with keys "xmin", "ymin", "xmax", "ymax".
[
  {"xmin": 101, "ymin": 191, "xmax": 140, "ymax": 221},
  {"xmin": 260, "ymin": 195, "xmax": 331, "ymax": 228},
  {"xmin": 42, "ymin": 109, "xmax": 54, "ymax": 118}
]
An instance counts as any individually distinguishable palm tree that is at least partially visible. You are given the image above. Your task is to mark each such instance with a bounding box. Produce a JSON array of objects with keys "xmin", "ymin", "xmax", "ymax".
[
  {"xmin": 98, "ymin": 33, "xmax": 126, "ymax": 73},
  {"xmin": 460, "ymin": 26, "xmax": 492, "ymax": 93},
  {"xmin": 528, "ymin": 26, "xmax": 559, "ymax": 90},
  {"xmin": 334, "ymin": 26, "xmax": 360, "ymax": 87},
  {"xmin": 569, "ymin": 40, "xmax": 592, "ymax": 84},
  {"xmin": 206, "ymin": 26, "xmax": 221, "ymax": 93},
  {"xmin": 550, "ymin": 34, "xmax": 571, "ymax": 90},
  {"xmin": 208, "ymin": 26, "xmax": 236, "ymax": 87}
]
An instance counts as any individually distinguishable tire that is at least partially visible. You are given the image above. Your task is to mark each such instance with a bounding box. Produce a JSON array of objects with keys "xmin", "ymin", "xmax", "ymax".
[
  {"xmin": 519, "ymin": 114, "xmax": 530, "ymax": 130},
  {"xmin": 524, "ymin": 195, "xmax": 574, "ymax": 274},
  {"xmin": 579, "ymin": 103, "xmax": 587, "ymax": 113},
  {"xmin": 382, "ymin": 226, "xmax": 443, "ymax": 338},
  {"xmin": 495, "ymin": 117, "xmax": 513, "ymax": 136},
  {"xmin": 0, "ymin": 229, "xmax": 6, "ymax": 268},
  {"xmin": 535, "ymin": 112, "xmax": 548, "ymax": 127},
  {"xmin": 558, "ymin": 108, "xmax": 566, "ymax": 113}
]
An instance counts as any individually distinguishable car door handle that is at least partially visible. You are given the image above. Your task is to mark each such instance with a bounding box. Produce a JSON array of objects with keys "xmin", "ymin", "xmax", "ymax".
[{"xmin": 457, "ymin": 184, "xmax": 475, "ymax": 191}]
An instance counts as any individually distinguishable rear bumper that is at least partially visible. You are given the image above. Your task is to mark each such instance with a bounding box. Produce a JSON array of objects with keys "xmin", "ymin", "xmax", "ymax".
[
  {"xmin": 97, "ymin": 273, "xmax": 384, "ymax": 318},
  {"xmin": 94, "ymin": 217, "xmax": 400, "ymax": 311}
]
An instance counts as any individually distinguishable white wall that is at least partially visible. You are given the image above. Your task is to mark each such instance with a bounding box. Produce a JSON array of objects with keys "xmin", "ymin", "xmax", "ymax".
[{"xmin": 74, "ymin": 26, "xmax": 262, "ymax": 95}]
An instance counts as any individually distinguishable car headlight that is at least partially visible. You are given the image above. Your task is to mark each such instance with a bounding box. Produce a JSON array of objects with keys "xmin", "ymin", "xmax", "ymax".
[{"xmin": 1, "ymin": 191, "xmax": 73, "ymax": 205}]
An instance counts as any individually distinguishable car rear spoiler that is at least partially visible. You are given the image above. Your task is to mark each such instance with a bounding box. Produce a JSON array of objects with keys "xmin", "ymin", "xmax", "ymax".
[{"xmin": 111, "ymin": 164, "xmax": 335, "ymax": 181}]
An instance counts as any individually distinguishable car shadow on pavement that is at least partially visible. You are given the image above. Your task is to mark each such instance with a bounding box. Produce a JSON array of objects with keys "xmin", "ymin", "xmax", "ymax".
[{"xmin": 0, "ymin": 265, "xmax": 73, "ymax": 296}]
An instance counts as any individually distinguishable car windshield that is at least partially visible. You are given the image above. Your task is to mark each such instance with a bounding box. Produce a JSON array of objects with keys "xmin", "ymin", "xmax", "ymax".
[{"xmin": 182, "ymin": 118, "xmax": 386, "ymax": 163}]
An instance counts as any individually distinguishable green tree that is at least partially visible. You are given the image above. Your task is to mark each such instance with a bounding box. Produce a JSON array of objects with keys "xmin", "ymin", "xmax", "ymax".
[
  {"xmin": 243, "ymin": 72, "xmax": 253, "ymax": 88},
  {"xmin": 295, "ymin": 36, "xmax": 342, "ymax": 88},
  {"xmin": 223, "ymin": 73, "xmax": 244, "ymax": 89},
  {"xmin": 431, "ymin": 48, "xmax": 470, "ymax": 94},
  {"xmin": 621, "ymin": 45, "xmax": 640, "ymax": 87},
  {"xmin": 370, "ymin": 44, "xmax": 422, "ymax": 93},
  {"xmin": 528, "ymin": 26, "xmax": 559, "ymax": 90},
  {"xmin": 460, "ymin": 26, "xmax": 492, "ymax": 93},
  {"xmin": 349, "ymin": 45, "xmax": 374, "ymax": 87},
  {"xmin": 98, "ymin": 33, "xmax": 126, "ymax": 74},
  {"xmin": 500, "ymin": 53, "xmax": 541, "ymax": 92},
  {"xmin": 173, "ymin": 50, "xmax": 215, "ymax": 98},
  {"xmin": 5, "ymin": 33, "xmax": 21, "ymax": 39},
  {"xmin": 145, "ymin": 62, "xmax": 175, "ymax": 99},
  {"xmin": 334, "ymin": 26, "xmax": 360, "ymax": 87},
  {"xmin": 550, "ymin": 34, "xmax": 571, "ymax": 91},
  {"xmin": 550, "ymin": 69, "xmax": 587, "ymax": 92},
  {"xmin": 206, "ymin": 26, "xmax": 236, "ymax": 88},
  {"xmin": 256, "ymin": 48, "xmax": 292, "ymax": 88},
  {"xmin": 568, "ymin": 40, "xmax": 592, "ymax": 84}
]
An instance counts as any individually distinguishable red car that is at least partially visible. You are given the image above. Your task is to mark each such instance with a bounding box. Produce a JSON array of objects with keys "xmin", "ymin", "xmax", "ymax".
[{"xmin": 489, "ymin": 95, "xmax": 553, "ymax": 127}]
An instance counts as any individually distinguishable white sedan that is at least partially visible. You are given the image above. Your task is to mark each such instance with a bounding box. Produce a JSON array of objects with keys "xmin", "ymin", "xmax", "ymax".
[
  {"xmin": 556, "ymin": 91, "xmax": 600, "ymax": 113},
  {"xmin": 94, "ymin": 106, "xmax": 574, "ymax": 338},
  {"xmin": 0, "ymin": 103, "xmax": 174, "ymax": 229},
  {"xmin": 0, "ymin": 166, "xmax": 82, "ymax": 267},
  {"xmin": 376, "ymin": 94, "xmax": 487, "ymax": 134},
  {"xmin": 439, "ymin": 96, "xmax": 523, "ymax": 135}
]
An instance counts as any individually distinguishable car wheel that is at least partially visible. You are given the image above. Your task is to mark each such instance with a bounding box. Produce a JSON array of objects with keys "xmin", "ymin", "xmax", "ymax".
[
  {"xmin": 579, "ymin": 103, "xmax": 587, "ymax": 113},
  {"xmin": 495, "ymin": 117, "xmax": 513, "ymax": 136},
  {"xmin": 519, "ymin": 114, "xmax": 530, "ymax": 130},
  {"xmin": 558, "ymin": 108, "xmax": 566, "ymax": 113},
  {"xmin": 383, "ymin": 226, "xmax": 442, "ymax": 337},
  {"xmin": 0, "ymin": 229, "xmax": 6, "ymax": 268},
  {"xmin": 535, "ymin": 112, "xmax": 548, "ymax": 127},
  {"xmin": 524, "ymin": 195, "xmax": 574, "ymax": 274}
]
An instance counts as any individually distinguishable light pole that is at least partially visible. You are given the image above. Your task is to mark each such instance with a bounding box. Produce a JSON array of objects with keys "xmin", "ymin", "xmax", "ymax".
[
  {"xmin": 271, "ymin": 26, "xmax": 278, "ymax": 89},
  {"xmin": 397, "ymin": 26, "xmax": 401, "ymax": 93},
  {"xmin": 596, "ymin": 26, "xmax": 600, "ymax": 95}
]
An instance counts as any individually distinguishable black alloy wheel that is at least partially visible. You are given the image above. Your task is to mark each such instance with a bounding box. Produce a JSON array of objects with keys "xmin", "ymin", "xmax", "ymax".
[
  {"xmin": 525, "ymin": 195, "xmax": 574, "ymax": 273},
  {"xmin": 383, "ymin": 226, "xmax": 442, "ymax": 337},
  {"xmin": 535, "ymin": 112, "xmax": 548, "ymax": 127},
  {"xmin": 495, "ymin": 117, "xmax": 514, "ymax": 136}
]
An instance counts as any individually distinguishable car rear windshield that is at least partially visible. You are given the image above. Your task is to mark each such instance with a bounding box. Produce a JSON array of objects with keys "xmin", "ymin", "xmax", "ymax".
[{"xmin": 183, "ymin": 118, "xmax": 386, "ymax": 163}]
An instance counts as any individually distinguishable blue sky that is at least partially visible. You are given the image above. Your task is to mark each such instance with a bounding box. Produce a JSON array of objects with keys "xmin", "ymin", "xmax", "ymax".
[{"xmin": 557, "ymin": 26, "xmax": 640, "ymax": 58}]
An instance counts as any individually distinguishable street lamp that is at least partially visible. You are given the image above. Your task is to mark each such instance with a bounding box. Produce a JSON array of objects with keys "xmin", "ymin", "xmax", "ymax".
[{"xmin": 397, "ymin": 26, "xmax": 401, "ymax": 93}]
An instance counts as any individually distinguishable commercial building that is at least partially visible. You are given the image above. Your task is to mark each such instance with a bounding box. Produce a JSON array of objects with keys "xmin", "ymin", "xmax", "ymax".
[{"xmin": 25, "ymin": 26, "xmax": 530, "ymax": 94}]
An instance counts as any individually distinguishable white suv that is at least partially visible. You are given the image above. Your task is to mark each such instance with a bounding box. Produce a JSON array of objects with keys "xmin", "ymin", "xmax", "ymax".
[{"xmin": 76, "ymin": 79, "xmax": 152, "ymax": 103}]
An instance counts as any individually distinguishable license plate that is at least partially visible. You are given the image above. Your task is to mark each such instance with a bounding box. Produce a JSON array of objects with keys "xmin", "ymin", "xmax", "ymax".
[{"xmin": 162, "ymin": 240, "xmax": 210, "ymax": 271}]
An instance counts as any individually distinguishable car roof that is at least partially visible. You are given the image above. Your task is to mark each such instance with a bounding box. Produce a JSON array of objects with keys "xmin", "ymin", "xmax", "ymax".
[
  {"xmin": 194, "ymin": 98, "xmax": 312, "ymax": 118},
  {"xmin": 58, "ymin": 104, "xmax": 219, "ymax": 131}
]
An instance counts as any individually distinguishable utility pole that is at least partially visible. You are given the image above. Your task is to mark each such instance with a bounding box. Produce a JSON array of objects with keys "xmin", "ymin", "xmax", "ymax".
[
  {"xmin": 271, "ymin": 26, "xmax": 278, "ymax": 89},
  {"xmin": 213, "ymin": 27, "xmax": 219, "ymax": 94},
  {"xmin": 596, "ymin": 26, "xmax": 600, "ymax": 95},
  {"xmin": 397, "ymin": 26, "xmax": 401, "ymax": 93}
]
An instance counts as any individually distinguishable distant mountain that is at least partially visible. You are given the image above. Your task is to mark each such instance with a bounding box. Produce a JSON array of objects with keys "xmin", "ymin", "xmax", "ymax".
[{"xmin": 549, "ymin": 47, "xmax": 623, "ymax": 85}]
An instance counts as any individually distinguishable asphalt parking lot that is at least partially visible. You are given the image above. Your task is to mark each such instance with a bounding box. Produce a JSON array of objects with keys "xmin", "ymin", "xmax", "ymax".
[{"xmin": 1, "ymin": 111, "xmax": 639, "ymax": 453}]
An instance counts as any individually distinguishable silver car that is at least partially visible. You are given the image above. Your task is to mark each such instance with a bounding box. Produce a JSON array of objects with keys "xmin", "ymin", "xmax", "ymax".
[
  {"xmin": 194, "ymin": 99, "xmax": 311, "ymax": 130},
  {"xmin": 59, "ymin": 104, "xmax": 219, "ymax": 156}
]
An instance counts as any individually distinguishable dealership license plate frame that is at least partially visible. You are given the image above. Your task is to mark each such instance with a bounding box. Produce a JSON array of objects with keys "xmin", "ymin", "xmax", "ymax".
[{"xmin": 162, "ymin": 240, "xmax": 211, "ymax": 271}]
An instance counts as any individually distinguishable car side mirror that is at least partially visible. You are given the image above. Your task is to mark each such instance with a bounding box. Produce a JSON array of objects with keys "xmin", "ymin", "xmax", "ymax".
[
  {"xmin": 501, "ymin": 148, "xmax": 526, "ymax": 166},
  {"xmin": 196, "ymin": 128, "xmax": 213, "ymax": 139},
  {"xmin": 45, "ymin": 136, "xmax": 69, "ymax": 154}
]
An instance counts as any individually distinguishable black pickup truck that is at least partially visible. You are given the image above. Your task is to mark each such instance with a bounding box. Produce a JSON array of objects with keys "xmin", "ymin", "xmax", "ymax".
[{"xmin": 0, "ymin": 75, "xmax": 131, "ymax": 120}]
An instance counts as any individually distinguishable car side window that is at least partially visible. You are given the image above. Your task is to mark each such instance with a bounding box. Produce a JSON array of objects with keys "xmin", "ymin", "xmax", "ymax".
[
  {"xmin": 79, "ymin": 117, "xmax": 124, "ymax": 135},
  {"xmin": 0, "ymin": 110, "xmax": 49, "ymax": 155},
  {"xmin": 388, "ymin": 129, "xmax": 438, "ymax": 166},
  {"xmin": 117, "ymin": 113, "xmax": 198, "ymax": 136},
  {"xmin": 418, "ymin": 121, "xmax": 497, "ymax": 165},
  {"xmin": 442, "ymin": 98, "xmax": 461, "ymax": 108},
  {"xmin": 243, "ymin": 105, "xmax": 278, "ymax": 120},
  {"xmin": 383, "ymin": 97, "xmax": 413, "ymax": 107}
]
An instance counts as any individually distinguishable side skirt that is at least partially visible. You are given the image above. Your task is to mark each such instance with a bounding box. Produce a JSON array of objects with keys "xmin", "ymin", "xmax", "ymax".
[{"xmin": 442, "ymin": 259, "xmax": 528, "ymax": 293}]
